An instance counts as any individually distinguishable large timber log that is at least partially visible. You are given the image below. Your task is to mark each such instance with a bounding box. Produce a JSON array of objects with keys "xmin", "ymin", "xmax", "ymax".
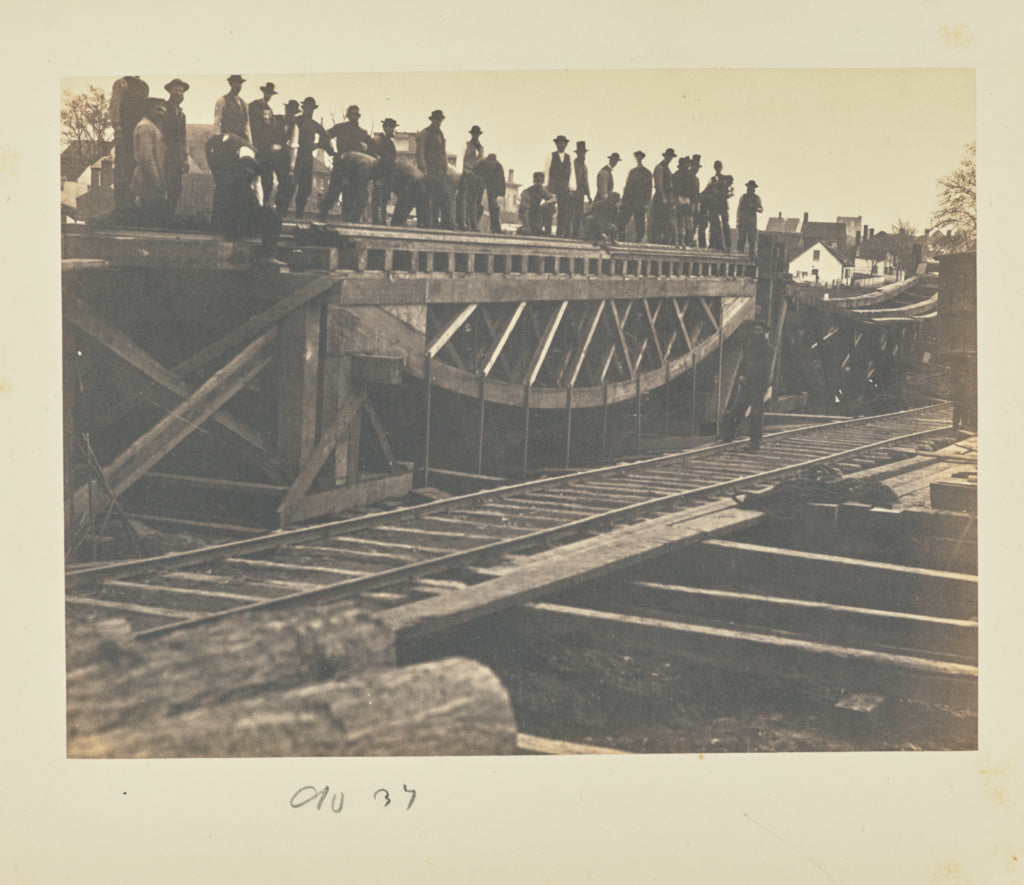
[{"xmin": 68, "ymin": 657, "xmax": 516, "ymax": 757}]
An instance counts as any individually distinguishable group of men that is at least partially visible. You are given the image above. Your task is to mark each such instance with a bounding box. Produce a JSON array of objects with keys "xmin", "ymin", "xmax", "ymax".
[
  {"xmin": 518, "ymin": 141, "xmax": 763, "ymax": 257},
  {"xmin": 107, "ymin": 75, "xmax": 765, "ymax": 261}
]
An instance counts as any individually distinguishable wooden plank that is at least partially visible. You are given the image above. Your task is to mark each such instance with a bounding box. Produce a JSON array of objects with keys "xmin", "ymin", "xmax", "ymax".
[
  {"xmin": 66, "ymin": 596, "xmax": 197, "ymax": 621},
  {"xmin": 277, "ymin": 394, "xmax": 364, "ymax": 525},
  {"xmin": 172, "ymin": 276, "xmax": 336, "ymax": 380},
  {"xmin": 481, "ymin": 302, "xmax": 526, "ymax": 377},
  {"xmin": 515, "ymin": 602, "xmax": 977, "ymax": 711},
  {"xmin": 385, "ymin": 498, "xmax": 768, "ymax": 644},
  {"xmin": 694, "ymin": 539, "xmax": 977, "ymax": 619},
  {"xmin": 562, "ymin": 301, "xmax": 604, "ymax": 388},
  {"xmin": 72, "ymin": 330, "xmax": 278, "ymax": 524}
]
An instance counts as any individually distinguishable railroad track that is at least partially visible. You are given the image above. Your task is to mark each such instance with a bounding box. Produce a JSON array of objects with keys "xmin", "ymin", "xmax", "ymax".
[{"xmin": 66, "ymin": 404, "xmax": 955, "ymax": 639}]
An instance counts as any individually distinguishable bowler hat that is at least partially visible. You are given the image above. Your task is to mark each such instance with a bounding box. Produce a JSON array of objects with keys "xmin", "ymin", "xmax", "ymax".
[
  {"xmin": 633, "ymin": 150, "xmax": 645, "ymax": 160},
  {"xmin": 746, "ymin": 180, "xmax": 758, "ymax": 187},
  {"xmin": 608, "ymin": 152, "xmax": 621, "ymax": 162},
  {"xmin": 227, "ymin": 74, "xmax": 245, "ymax": 85},
  {"xmin": 285, "ymin": 99, "xmax": 301, "ymax": 112},
  {"xmin": 302, "ymin": 96, "xmax": 318, "ymax": 108},
  {"xmin": 382, "ymin": 117, "xmax": 398, "ymax": 127},
  {"xmin": 164, "ymin": 78, "xmax": 189, "ymax": 93},
  {"xmin": 554, "ymin": 135, "xmax": 569, "ymax": 144},
  {"xmin": 575, "ymin": 141, "xmax": 587, "ymax": 152},
  {"xmin": 663, "ymin": 148, "xmax": 676, "ymax": 158},
  {"xmin": 260, "ymin": 82, "xmax": 277, "ymax": 95},
  {"xmin": 429, "ymin": 109, "xmax": 445, "ymax": 121},
  {"xmin": 469, "ymin": 125, "xmax": 483, "ymax": 135}
]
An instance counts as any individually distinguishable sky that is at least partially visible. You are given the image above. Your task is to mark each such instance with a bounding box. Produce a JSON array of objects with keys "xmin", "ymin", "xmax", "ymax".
[{"xmin": 62, "ymin": 68, "xmax": 974, "ymax": 234}]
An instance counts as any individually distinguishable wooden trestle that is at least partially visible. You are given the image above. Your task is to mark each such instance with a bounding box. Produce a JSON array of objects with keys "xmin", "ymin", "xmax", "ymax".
[{"xmin": 62, "ymin": 223, "xmax": 757, "ymax": 541}]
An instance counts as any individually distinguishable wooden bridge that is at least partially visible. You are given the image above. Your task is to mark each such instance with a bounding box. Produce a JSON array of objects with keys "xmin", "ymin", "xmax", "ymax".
[{"xmin": 62, "ymin": 222, "xmax": 758, "ymax": 544}]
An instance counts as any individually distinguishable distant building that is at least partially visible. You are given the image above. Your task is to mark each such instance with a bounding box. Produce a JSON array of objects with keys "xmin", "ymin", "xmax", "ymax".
[{"xmin": 789, "ymin": 240, "xmax": 848, "ymax": 287}]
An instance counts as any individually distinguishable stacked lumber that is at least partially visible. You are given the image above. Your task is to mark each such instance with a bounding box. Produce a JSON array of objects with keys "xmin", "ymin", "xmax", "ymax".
[{"xmin": 67, "ymin": 604, "xmax": 516, "ymax": 757}]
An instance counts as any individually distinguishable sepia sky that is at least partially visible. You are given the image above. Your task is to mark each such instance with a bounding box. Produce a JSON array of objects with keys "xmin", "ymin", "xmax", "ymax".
[{"xmin": 63, "ymin": 68, "xmax": 974, "ymax": 234}]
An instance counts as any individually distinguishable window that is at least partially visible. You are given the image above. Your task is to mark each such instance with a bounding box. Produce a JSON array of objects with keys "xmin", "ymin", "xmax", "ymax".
[{"xmin": 812, "ymin": 249, "xmax": 821, "ymax": 260}]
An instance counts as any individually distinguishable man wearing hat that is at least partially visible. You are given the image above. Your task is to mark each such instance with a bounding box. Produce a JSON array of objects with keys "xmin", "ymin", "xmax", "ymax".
[
  {"xmin": 416, "ymin": 110, "xmax": 452, "ymax": 229},
  {"xmin": 736, "ymin": 180, "xmax": 763, "ymax": 259},
  {"xmin": 265, "ymin": 99, "xmax": 301, "ymax": 217},
  {"xmin": 455, "ymin": 125, "xmax": 485, "ymax": 231},
  {"xmin": 213, "ymin": 75, "xmax": 251, "ymax": 142},
  {"xmin": 569, "ymin": 141, "xmax": 591, "ymax": 239},
  {"xmin": 204, "ymin": 132, "xmax": 285, "ymax": 266},
  {"xmin": 109, "ymin": 75, "xmax": 150, "ymax": 219},
  {"xmin": 543, "ymin": 135, "xmax": 574, "ymax": 237},
  {"xmin": 160, "ymin": 79, "xmax": 189, "ymax": 217},
  {"xmin": 472, "ymin": 152, "xmax": 507, "ymax": 234},
  {"xmin": 708, "ymin": 160, "xmax": 733, "ymax": 251},
  {"xmin": 518, "ymin": 172, "xmax": 557, "ymax": 236},
  {"xmin": 673, "ymin": 156, "xmax": 697, "ymax": 247},
  {"xmin": 619, "ymin": 151, "xmax": 653, "ymax": 243},
  {"xmin": 249, "ymin": 83, "xmax": 278, "ymax": 205},
  {"xmin": 596, "ymin": 153, "xmax": 620, "ymax": 203},
  {"xmin": 651, "ymin": 148, "xmax": 677, "ymax": 245},
  {"xmin": 324, "ymin": 105, "xmax": 378, "ymax": 158},
  {"xmin": 130, "ymin": 98, "xmax": 169, "ymax": 226},
  {"xmin": 372, "ymin": 118, "xmax": 399, "ymax": 224},
  {"xmin": 293, "ymin": 97, "xmax": 329, "ymax": 219},
  {"xmin": 722, "ymin": 321, "xmax": 772, "ymax": 451}
]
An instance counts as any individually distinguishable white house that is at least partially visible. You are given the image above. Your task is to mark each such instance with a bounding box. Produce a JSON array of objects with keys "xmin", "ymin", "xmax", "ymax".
[{"xmin": 788, "ymin": 240, "xmax": 849, "ymax": 287}]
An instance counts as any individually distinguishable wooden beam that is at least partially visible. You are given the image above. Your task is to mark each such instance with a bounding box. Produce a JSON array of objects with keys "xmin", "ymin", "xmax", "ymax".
[
  {"xmin": 479, "ymin": 303, "xmax": 523, "ymax": 379},
  {"xmin": 605, "ymin": 300, "xmax": 635, "ymax": 378},
  {"xmin": 524, "ymin": 300, "xmax": 568, "ymax": 388},
  {"xmin": 65, "ymin": 292, "xmax": 284, "ymax": 479},
  {"xmin": 72, "ymin": 329, "xmax": 278, "ymax": 525},
  {"xmin": 514, "ymin": 602, "xmax": 976, "ymax": 711},
  {"xmin": 426, "ymin": 303, "xmax": 477, "ymax": 358},
  {"xmin": 276, "ymin": 302, "xmax": 322, "ymax": 473},
  {"xmin": 641, "ymin": 299, "xmax": 664, "ymax": 367},
  {"xmin": 699, "ymin": 296, "xmax": 720, "ymax": 332},
  {"xmin": 172, "ymin": 276, "xmax": 336, "ymax": 380},
  {"xmin": 277, "ymin": 393, "xmax": 363, "ymax": 525},
  {"xmin": 362, "ymin": 399, "xmax": 400, "ymax": 474},
  {"xmin": 285, "ymin": 471, "xmax": 414, "ymax": 525},
  {"xmin": 563, "ymin": 301, "xmax": 605, "ymax": 388}
]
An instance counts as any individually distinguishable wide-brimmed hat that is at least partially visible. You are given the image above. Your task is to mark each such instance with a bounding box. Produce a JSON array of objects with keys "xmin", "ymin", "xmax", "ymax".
[
  {"xmin": 302, "ymin": 96, "xmax": 318, "ymax": 108},
  {"xmin": 346, "ymin": 105, "xmax": 360, "ymax": 116},
  {"xmin": 429, "ymin": 109, "xmax": 445, "ymax": 121},
  {"xmin": 608, "ymin": 152, "xmax": 621, "ymax": 162},
  {"xmin": 746, "ymin": 180, "xmax": 758, "ymax": 188},
  {"xmin": 663, "ymin": 148, "xmax": 676, "ymax": 158},
  {"xmin": 633, "ymin": 150, "xmax": 645, "ymax": 160},
  {"xmin": 260, "ymin": 82, "xmax": 277, "ymax": 95},
  {"xmin": 164, "ymin": 78, "xmax": 189, "ymax": 93},
  {"xmin": 382, "ymin": 117, "xmax": 398, "ymax": 127},
  {"xmin": 469, "ymin": 125, "xmax": 483, "ymax": 135},
  {"xmin": 553, "ymin": 135, "xmax": 569, "ymax": 144},
  {"xmin": 227, "ymin": 74, "xmax": 245, "ymax": 85},
  {"xmin": 284, "ymin": 99, "xmax": 301, "ymax": 113}
]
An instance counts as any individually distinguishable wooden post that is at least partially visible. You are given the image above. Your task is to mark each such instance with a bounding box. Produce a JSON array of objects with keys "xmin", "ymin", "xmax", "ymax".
[
  {"xmin": 522, "ymin": 384, "xmax": 531, "ymax": 481},
  {"xmin": 565, "ymin": 385, "xmax": 573, "ymax": 469},
  {"xmin": 477, "ymin": 373, "xmax": 486, "ymax": 476},
  {"xmin": 424, "ymin": 355, "xmax": 432, "ymax": 486},
  {"xmin": 276, "ymin": 302, "xmax": 322, "ymax": 474},
  {"xmin": 635, "ymin": 375, "xmax": 642, "ymax": 453},
  {"xmin": 601, "ymin": 382, "xmax": 609, "ymax": 462},
  {"xmin": 716, "ymin": 303, "xmax": 724, "ymax": 437}
]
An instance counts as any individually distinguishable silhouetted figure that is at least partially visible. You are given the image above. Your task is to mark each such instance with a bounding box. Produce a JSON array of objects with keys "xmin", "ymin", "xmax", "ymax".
[
  {"xmin": 708, "ymin": 160, "xmax": 733, "ymax": 251},
  {"xmin": 389, "ymin": 160, "xmax": 431, "ymax": 227},
  {"xmin": 569, "ymin": 141, "xmax": 590, "ymax": 238},
  {"xmin": 266, "ymin": 99, "xmax": 301, "ymax": 217},
  {"xmin": 472, "ymin": 153, "xmax": 507, "ymax": 233},
  {"xmin": 130, "ymin": 98, "xmax": 170, "ymax": 226},
  {"xmin": 417, "ymin": 110, "xmax": 453, "ymax": 229},
  {"xmin": 456, "ymin": 125, "xmax": 485, "ymax": 230},
  {"xmin": 583, "ymin": 191, "xmax": 619, "ymax": 245},
  {"xmin": 205, "ymin": 133, "xmax": 285, "ymax": 266},
  {"xmin": 596, "ymin": 152, "xmax": 620, "ymax": 202},
  {"xmin": 619, "ymin": 151, "xmax": 653, "ymax": 242},
  {"xmin": 518, "ymin": 172, "xmax": 557, "ymax": 235},
  {"xmin": 161, "ymin": 79, "xmax": 189, "ymax": 216},
  {"xmin": 293, "ymin": 97, "xmax": 329, "ymax": 219},
  {"xmin": 372, "ymin": 117, "xmax": 399, "ymax": 224},
  {"xmin": 650, "ymin": 148, "xmax": 677, "ymax": 245},
  {"xmin": 736, "ymin": 179, "xmax": 763, "ymax": 259},
  {"xmin": 544, "ymin": 135, "xmax": 573, "ymax": 237},
  {"xmin": 110, "ymin": 75, "xmax": 150, "ymax": 219},
  {"xmin": 319, "ymin": 151, "xmax": 378, "ymax": 222},
  {"xmin": 723, "ymin": 322, "xmax": 773, "ymax": 450},
  {"xmin": 248, "ymin": 82, "xmax": 278, "ymax": 206},
  {"xmin": 213, "ymin": 74, "xmax": 251, "ymax": 142},
  {"xmin": 673, "ymin": 156, "xmax": 698, "ymax": 247}
]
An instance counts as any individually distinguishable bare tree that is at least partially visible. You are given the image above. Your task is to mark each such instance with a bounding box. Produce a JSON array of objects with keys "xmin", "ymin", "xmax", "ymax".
[
  {"xmin": 61, "ymin": 85, "xmax": 112, "ymax": 152},
  {"xmin": 930, "ymin": 142, "xmax": 976, "ymax": 253}
]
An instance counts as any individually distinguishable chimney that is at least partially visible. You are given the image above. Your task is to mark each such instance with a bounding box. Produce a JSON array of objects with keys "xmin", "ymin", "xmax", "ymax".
[
  {"xmin": 855, "ymin": 230, "xmax": 861, "ymax": 247},
  {"xmin": 508, "ymin": 169, "xmax": 514, "ymax": 183},
  {"xmin": 863, "ymin": 224, "xmax": 868, "ymax": 241},
  {"xmin": 924, "ymin": 228, "xmax": 931, "ymax": 237},
  {"xmin": 100, "ymin": 157, "xmax": 113, "ymax": 188},
  {"xmin": 868, "ymin": 227, "xmax": 874, "ymax": 239},
  {"xmin": 90, "ymin": 166, "xmax": 101, "ymax": 189},
  {"xmin": 803, "ymin": 212, "xmax": 809, "ymax": 225},
  {"xmin": 778, "ymin": 212, "xmax": 782, "ymax": 218}
]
